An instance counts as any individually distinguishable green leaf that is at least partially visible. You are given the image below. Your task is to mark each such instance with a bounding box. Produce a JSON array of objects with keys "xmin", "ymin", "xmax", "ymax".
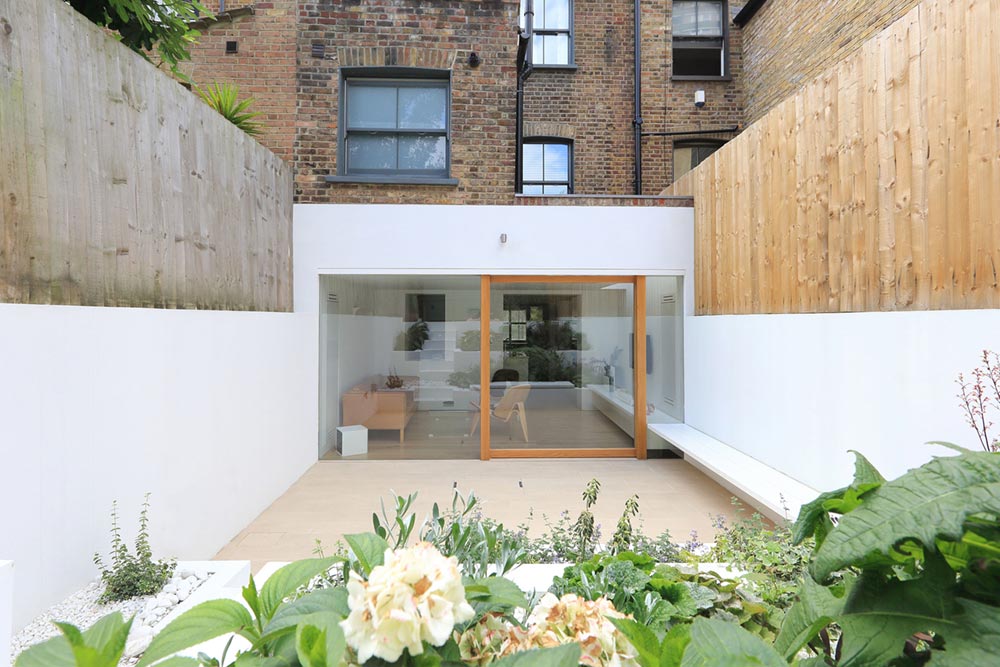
[
  {"xmin": 773, "ymin": 575, "xmax": 850, "ymax": 660},
  {"xmin": 464, "ymin": 576, "xmax": 529, "ymax": 610},
  {"xmin": 811, "ymin": 450, "xmax": 1000, "ymax": 580},
  {"xmin": 490, "ymin": 644, "xmax": 582, "ymax": 667},
  {"xmin": 793, "ymin": 451, "xmax": 884, "ymax": 546},
  {"xmin": 659, "ymin": 623, "xmax": 691, "ymax": 667},
  {"xmin": 930, "ymin": 598, "xmax": 1000, "ymax": 666},
  {"xmin": 679, "ymin": 618, "xmax": 787, "ymax": 667},
  {"xmin": 259, "ymin": 557, "xmax": 343, "ymax": 621},
  {"xmin": 608, "ymin": 617, "xmax": 661, "ymax": 667},
  {"xmin": 243, "ymin": 574, "xmax": 262, "ymax": 622},
  {"xmin": 295, "ymin": 624, "xmax": 327, "ymax": 667},
  {"xmin": 262, "ymin": 588, "xmax": 348, "ymax": 640},
  {"xmin": 835, "ymin": 553, "xmax": 960, "ymax": 666},
  {"xmin": 136, "ymin": 599, "xmax": 256, "ymax": 667},
  {"xmin": 231, "ymin": 655, "xmax": 294, "ymax": 666},
  {"xmin": 144, "ymin": 659, "xmax": 202, "ymax": 667},
  {"xmin": 296, "ymin": 613, "xmax": 346, "ymax": 667},
  {"xmin": 344, "ymin": 533, "xmax": 390, "ymax": 576},
  {"xmin": 16, "ymin": 613, "xmax": 133, "ymax": 667}
]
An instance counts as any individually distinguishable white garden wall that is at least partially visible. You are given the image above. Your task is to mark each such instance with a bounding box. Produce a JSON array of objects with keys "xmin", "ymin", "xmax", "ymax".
[
  {"xmin": 684, "ymin": 309, "xmax": 1000, "ymax": 491},
  {"xmin": 293, "ymin": 204, "xmax": 696, "ymax": 314},
  {"xmin": 0, "ymin": 304, "xmax": 317, "ymax": 630},
  {"xmin": 1, "ymin": 561, "xmax": 12, "ymax": 667}
]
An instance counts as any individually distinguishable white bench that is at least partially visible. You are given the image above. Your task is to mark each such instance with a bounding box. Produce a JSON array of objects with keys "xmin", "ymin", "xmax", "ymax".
[{"xmin": 648, "ymin": 424, "xmax": 818, "ymax": 524}]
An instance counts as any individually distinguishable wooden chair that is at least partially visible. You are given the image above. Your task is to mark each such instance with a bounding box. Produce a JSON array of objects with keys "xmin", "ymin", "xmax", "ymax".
[{"xmin": 469, "ymin": 383, "xmax": 531, "ymax": 441}]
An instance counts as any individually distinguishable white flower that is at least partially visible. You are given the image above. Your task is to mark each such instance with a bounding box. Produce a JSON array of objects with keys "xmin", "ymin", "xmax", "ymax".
[
  {"xmin": 520, "ymin": 593, "xmax": 639, "ymax": 667},
  {"xmin": 340, "ymin": 542, "xmax": 476, "ymax": 663}
]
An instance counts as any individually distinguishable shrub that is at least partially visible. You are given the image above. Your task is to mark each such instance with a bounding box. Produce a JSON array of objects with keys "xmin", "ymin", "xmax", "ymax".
[
  {"xmin": 197, "ymin": 83, "xmax": 264, "ymax": 137},
  {"xmin": 92, "ymin": 494, "xmax": 175, "ymax": 604}
]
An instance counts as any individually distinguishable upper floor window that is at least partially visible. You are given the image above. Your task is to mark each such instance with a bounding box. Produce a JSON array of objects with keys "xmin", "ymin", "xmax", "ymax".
[
  {"xmin": 522, "ymin": 0, "xmax": 574, "ymax": 66},
  {"xmin": 339, "ymin": 76, "xmax": 450, "ymax": 180},
  {"xmin": 522, "ymin": 140, "xmax": 572, "ymax": 194},
  {"xmin": 673, "ymin": 1, "xmax": 728, "ymax": 78},
  {"xmin": 673, "ymin": 139, "xmax": 724, "ymax": 178}
]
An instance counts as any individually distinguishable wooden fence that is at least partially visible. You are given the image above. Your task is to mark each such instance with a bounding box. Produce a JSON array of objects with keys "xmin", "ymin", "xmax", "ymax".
[
  {"xmin": 0, "ymin": 0, "xmax": 293, "ymax": 310},
  {"xmin": 666, "ymin": 0, "xmax": 1000, "ymax": 315}
]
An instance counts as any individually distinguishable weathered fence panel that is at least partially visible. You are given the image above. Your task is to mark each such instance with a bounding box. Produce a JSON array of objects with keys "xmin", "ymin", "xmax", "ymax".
[
  {"xmin": 0, "ymin": 0, "xmax": 292, "ymax": 310},
  {"xmin": 666, "ymin": 0, "xmax": 1000, "ymax": 316}
]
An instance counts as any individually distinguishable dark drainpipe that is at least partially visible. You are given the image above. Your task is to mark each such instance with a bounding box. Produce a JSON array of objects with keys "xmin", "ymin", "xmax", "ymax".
[
  {"xmin": 515, "ymin": 0, "xmax": 534, "ymax": 194},
  {"xmin": 633, "ymin": 0, "xmax": 643, "ymax": 195}
]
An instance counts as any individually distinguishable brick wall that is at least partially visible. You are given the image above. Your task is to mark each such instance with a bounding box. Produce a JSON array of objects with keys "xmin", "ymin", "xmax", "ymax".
[
  {"xmin": 740, "ymin": 0, "xmax": 922, "ymax": 123},
  {"xmin": 295, "ymin": 0, "xmax": 520, "ymax": 204},
  {"xmin": 181, "ymin": 1, "xmax": 298, "ymax": 162},
  {"xmin": 639, "ymin": 0, "xmax": 745, "ymax": 192}
]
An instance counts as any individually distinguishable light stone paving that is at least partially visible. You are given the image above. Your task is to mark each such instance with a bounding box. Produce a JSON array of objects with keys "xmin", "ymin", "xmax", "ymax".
[{"xmin": 215, "ymin": 459, "xmax": 745, "ymax": 569}]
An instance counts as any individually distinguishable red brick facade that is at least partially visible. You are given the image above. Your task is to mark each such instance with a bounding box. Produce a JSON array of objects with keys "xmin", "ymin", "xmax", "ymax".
[{"xmin": 183, "ymin": 0, "xmax": 749, "ymax": 202}]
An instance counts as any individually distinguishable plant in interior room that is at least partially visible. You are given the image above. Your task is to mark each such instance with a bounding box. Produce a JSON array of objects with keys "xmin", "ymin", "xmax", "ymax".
[
  {"xmin": 385, "ymin": 368, "xmax": 404, "ymax": 389},
  {"xmin": 394, "ymin": 318, "xmax": 430, "ymax": 352},
  {"xmin": 93, "ymin": 494, "xmax": 176, "ymax": 604},
  {"xmin": 957, "ymin": 349, "xmax": 1000, "ymax": 452},
  {"xmin": 196, "ymin": 83, "xmax": 264, "ymax": 137},
  {"xmin": 67, "ymin": 0, "xmax": 208, "ymax": 77},
  {"xmin": 448, "ymin": 364, "xmax": 480, "ymax": 389},
  {"xmin": 525, "ymin": 321, "xmax": 590, "ymax": 350},
  {"xmin": 520, "ymin": 346, "xmax": 582, "ymax": 386},
  {"xmin": 457, "ymin": 329, "xmax": 506, "ymax": 352}
]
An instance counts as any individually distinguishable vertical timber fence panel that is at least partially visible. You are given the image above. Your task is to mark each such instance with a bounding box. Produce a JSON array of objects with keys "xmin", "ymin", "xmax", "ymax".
[
  {"xmin": 0, "ymin": 0, "xmax": 293, "ymax": 310},
  {"xmin": 665, "ymin": 0, "xmax": 1000, "ymax": 315}
]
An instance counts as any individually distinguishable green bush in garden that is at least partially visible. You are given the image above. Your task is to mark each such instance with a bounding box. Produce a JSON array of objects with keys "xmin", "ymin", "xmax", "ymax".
[{"xmin": 93, "ymin": 494, "xmax": 175, "ymax": 604}]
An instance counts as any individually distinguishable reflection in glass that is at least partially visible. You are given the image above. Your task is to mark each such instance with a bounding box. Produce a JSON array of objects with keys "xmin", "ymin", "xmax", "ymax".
[
  {"xmin": 347, "ymin": 135, "xmax": 397, "ymax": 171},
  {"xmin": 398, "ymin": 87, "xmax": 447, "ymax": 129},
  {"xmin": 347, "ymin": 86, "xmax": 397, "ymax": 128},
  {"xmin": 523, "ymin": 144, "xmax": 544, "ymax": 181},
  {"xmin": 541, "ymin": 0, "xmax": 570, "ymax": 30},
  {"xmin": 399, "ymin": 136, "xmax": 447, "ymax": 171}
]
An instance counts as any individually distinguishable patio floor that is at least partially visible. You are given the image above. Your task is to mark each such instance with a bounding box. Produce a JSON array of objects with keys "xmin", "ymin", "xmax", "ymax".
[{"xmin": 215, "ymin": 459, "xmax": 742, "ymax": 568}]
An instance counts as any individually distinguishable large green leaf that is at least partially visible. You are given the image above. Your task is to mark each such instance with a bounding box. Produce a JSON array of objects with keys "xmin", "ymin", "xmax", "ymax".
[
  {"xmin": 679, "ymin": 618, "xmax": 787, "ymax": 667},
  {"xmin": 344, "ymin": 533, "xmax": 390, "ymax": 576},
  {"xmin": 463, "ymin": 576, "xmax": 529, "ymax": 610},
  {"xmin": 262, "ymin": 588, "xmax": 348, "ymax": 640},
  {"xmin": 811, "ymin": 451, "xmax": 1000, "ymax": 580},
  {"xmin": 607, "ymin": 617, "xmax": 661, "ymax": 667},
  {"xmin": 793, "ymin": 451, "xmax": 884, "ymax": 546},
  {"xmin": 15, "ymin": 613, "xmax": 133, "ymax": 667},
  {"xmin": 659, "ymin": 623, "xmax": 691, "ymax": 667},
  {"xmin": 295, "ymin": 612, "xmax": 346, "ymax": 667},
  {"xmin": 490, "ymin": 644, "xmax": 582, "ymax": 667},
  {"xmin": 259, "ymin": 557, "xmax": 343, "ymax": 622},
  {"xmin": 136, "ymin": 599, "xmax": 256, "ymax": 667},
  {"xmin": 835, "ymin": 553, "xmax": 960, "ymax": 667},
  {"xmin": 929, "ymin": 598, "xmax": 1000, "ymax": 666},
  {"xmin": 773, "ymin": 575, "xmax": 852, "ymax": 660}
]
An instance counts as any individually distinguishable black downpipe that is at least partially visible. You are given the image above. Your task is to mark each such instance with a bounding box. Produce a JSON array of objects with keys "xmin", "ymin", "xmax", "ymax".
[
  {"xmin": 632, "ymin": 0, "xmax": 642, "ymax": 195},
  {"xmin": 515, "ymin": 1, "xmax": 534, "ymax": 194}
]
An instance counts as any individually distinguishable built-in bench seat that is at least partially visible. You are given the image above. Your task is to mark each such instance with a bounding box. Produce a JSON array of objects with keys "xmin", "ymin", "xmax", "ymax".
[{"xmin": 648, "ymin": 423, "xmax": 818, "ymax": 524}]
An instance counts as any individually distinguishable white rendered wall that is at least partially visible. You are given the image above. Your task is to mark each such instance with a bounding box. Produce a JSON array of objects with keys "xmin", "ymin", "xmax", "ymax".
[
  {"xmin": 1, "ymin": 561, "xmax": 12, "ymax": 667},
  {"xmin": 293, "ymin": 204, "xmax": 695, "ymax": 314},
  {"xmin": 684, "ymin": 309, "xmax": 1000, "ymax": 491},
  {"xmin": 0, "ymin": 304, "xmax": 317, "ymax": 629}
]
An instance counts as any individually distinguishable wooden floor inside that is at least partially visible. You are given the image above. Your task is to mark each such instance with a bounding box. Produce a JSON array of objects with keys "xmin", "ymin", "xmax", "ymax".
[
  {"xmin": 321, "ymin": 409, "xmax": 633, "ymax": 460},
  {"xmin": 215, "ymin": 459, "xmax": 742, "ymax": 569}
]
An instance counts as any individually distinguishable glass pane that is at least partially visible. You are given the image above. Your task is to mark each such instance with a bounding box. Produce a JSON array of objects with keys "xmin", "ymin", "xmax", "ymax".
[
  {"xmin": 693, "ymin": 144, "xmax": 720, "ymax": 167},
  {"xmin": 489, "ymin": 281, "xmax": 636, "ymax": 451},
  {"xmin": 646, "ymin": 277, "xmax": 684, "ymax": 425},
  {"xmin": 319, "ymin": 275, "xmax": 484, "ymax": 460},
  {"xmin": 543, "ymin": 0, "xmax": 569, "ymax": 30},
  {"xmin": 673, "ymin": 147, "xmax": 694, "ymax": 178},
  {"xmin": 346, "ymin": 85, "xmax": 397, "ymax": 129},
  {"xmin": 697, "ymin": 0, "xmax": 723, "ymax": 36},
  {"xmin": 543, "ymin": 184, "xmax": 569, "ymax": 194},
  {"xmin": 398, "ymin": 135, "xmax": 447, "ymax": 171},
  {"xmin": 544, "ymin": 143, "xmax": 569, "ymax": 181},
  {"xmin": 673, "ymin": 1, "xmax": 698, "ymax": 36},
  {"xmin": 673, "ymin": 46, "xmax": 724, "ymax": 77},
  {"xmin": 523, "ymin": 144, "xmax": 544, "ymax": 182},
  {"xmin": 543, "ymin": 34, "xmax": 570, "ymax": 65},
  {"xmin": 523, "ymin": 184, "xmax": 544, "ymax": 195},
  {"xmin": 347, "ymin": 134, "xmax": 397, "ymax": 171},
  {"xmin": 398, "ymin": 87, "xmax": 447, "ymax": 129}
]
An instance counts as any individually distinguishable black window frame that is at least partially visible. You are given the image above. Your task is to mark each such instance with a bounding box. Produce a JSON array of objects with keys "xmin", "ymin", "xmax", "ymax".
[
  {"xmin": 331, "ymin": 67, "xmax": 458, "ymax": 186},
  {"xmin": 523, "ymin": 0, "xmax": 576, "ymax": 69},
  {"xmin": 521, "ymin": 138, "xmax": 574, "ymax": 194},
  {"xmin": 672, "ymin": 138, "xmax": 725, "ymax": 178},
  {"xmin": 672, "ymin": 0, "xmax": 730, "ymax": 81}
]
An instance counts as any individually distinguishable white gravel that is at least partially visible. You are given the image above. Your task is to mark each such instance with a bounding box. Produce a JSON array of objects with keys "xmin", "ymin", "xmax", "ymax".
[{"xmin": 11, "ymin": 569, "xmax": 211, "ymax": 666}]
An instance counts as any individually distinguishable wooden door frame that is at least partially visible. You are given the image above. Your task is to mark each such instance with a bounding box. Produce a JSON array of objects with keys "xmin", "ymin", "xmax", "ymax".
[{"xmin": 480, "ymin": 275, "xmax": 647, "ymax": 460}]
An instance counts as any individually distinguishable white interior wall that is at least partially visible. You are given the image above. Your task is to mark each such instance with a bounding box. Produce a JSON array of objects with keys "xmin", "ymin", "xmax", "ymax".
[
  {"xmin": 0, "ymin": 304, "xmax": 317, "ymax": 629},
  {"xmin": 684, "ymin": 309, "xmax": 1000, "ymax": 491}
]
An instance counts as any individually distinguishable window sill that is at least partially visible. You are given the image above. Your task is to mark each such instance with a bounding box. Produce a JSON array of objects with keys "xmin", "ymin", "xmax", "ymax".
[
  {"xmin": 325, "ymin": 175, "xmax": 459, "ymax": 186},
  {"xmin": 671, "ymin": 75, "xmax": 732, "ymax": 82},
  {"xmin": 531, "ymin": 64, "xmax": 578, "ymax": 72}
]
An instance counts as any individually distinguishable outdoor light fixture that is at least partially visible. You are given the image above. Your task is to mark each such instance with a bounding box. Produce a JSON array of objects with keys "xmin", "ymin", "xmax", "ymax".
[
  {"xmin": 500, "ymin": 233, "xmax": 508, "ymax": 244},
  {"xmin": 694, "ymin": 89, "xmax": 706, "ymax": 108},
  {"xmin": 468, "ymin": 52, "xmax": 481, "ymax": 68},
  {"xmin": 312, "ymin": 43, "xmax": 325, "ymax": 59},
  {"xmin": 225, "ymin": 40, "xmax": 238, "ymax": 55}
]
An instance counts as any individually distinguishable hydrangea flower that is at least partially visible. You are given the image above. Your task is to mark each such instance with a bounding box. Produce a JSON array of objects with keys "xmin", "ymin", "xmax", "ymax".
[
  {"xmin": 518, "ymin": 593, "xmax": 639, "ymax": 667},
  {"xmin": 341, "ymin": 542, "xmax": 476, "ymax": 663},
  {"xmin": 456, "ymin": 612, "xmax": 520, "ymax": 665}
]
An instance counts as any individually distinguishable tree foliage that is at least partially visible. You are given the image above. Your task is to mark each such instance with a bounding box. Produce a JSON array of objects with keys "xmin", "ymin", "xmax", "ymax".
[{"xmin": 66, "ymin": 0, "xmax": 209, "ymax": 74}]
